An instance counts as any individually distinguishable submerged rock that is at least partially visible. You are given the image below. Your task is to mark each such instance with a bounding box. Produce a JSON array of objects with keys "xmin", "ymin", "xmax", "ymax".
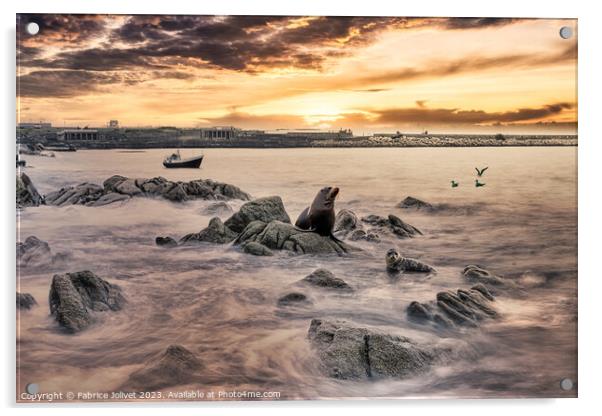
[
  {"xmin": 45, "ymin": 175, "xmax": 251, "ymax": 207},
  {"xmin": 123, "ymin": 345, "xmax": 204, "ymax": 391},
  {"xmin": 16, "ymin": 173, "xmax": 43, "ymax": 207},
  {"xmin": 224, "ymin": 196, "xmax": 291, "ymax": 233},
  {"xmin": 242, "ymin": 241, "xmax": 273, "ymax": 256},
  {"xmin": 397, "ymin": 196, "xmax": 433, "ymax": 210},
  {"xmin": 385, "ymin": 248, "xmax": 435, "ymax": 273},
  {"xmin": 278, "ymin": 292, "xmax": 311, "ymax": 306},
  {"xmin": 235, "ymin": 220, "xmax": 357, "ymax": 255},
  {"xmin": 155, "ymin": 236, "xmax": 178, "ymax": 248},
  {"xmin": 17, "ymin": 236, "xmax": 52, "ymax": 268},
  {"xmin": 17, "ymin": 292, "xmax": 37, "ymax": 310},
  {"xmin": 300, "ymin": 269, "xmax": 353, "ymax": 291},
  {"xmin": 308, "ymin": 319, "xmax": 436, "ymax": 380},
  {"xmin": 462, "ymin": 265, "xmax": 517, "ymax": 288},
  {"xmin": 407, "ymin": 285, "xmax": 497, "ymax": 329},
  {"xmin": 333, "ymin": 209, "xmax": 361, "ymax": 237},
  {"xmin": 49, "ymin": 271, "xmax": 125, "ymax": 333},
  {"xmin": 201, "ymin": 201, "xmax": 233, "ymax": 216},
  {"xmin": 179, "ymin": 217, "xmax": 238, "ymax": 245},
  {"xmin": 361, "ymin": 214, "xmax": 422, "ymax": 239}
]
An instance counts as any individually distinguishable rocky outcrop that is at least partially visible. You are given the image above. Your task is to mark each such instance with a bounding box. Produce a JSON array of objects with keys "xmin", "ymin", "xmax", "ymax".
[
  {"xmin": 333, "ymin": 209, "xmax": 380, "ymax": 243},
  {"xmin": 462, "ymin": 265, "xmax": 517, "ymax": 288},
  {"xmin": 49, "ymin": 271, "xmax": 125, "ymax": 333},
  {"xmin": 278, "ymin": 292, "xmax": 311, "ymax": 306},
  {"xmin": 44, "ymin": 175, "xmax": 251, "ymax": 207},
  {"xmin": 179, "ymin": 217, "xmax": 238, "ymax": 245},
  {"xmin": 17, "ymin": 292, "xmax": 37, "ymax": 310},
  {"xmin": 397, "ymin": 196, "xmax": 433, "ymax": 210},
  {"xmin": 17, "ymin": 236, "xmax": 52, "ymax": 268},
  {"xmin": 299, "ymin": 269, "xmax": 353, "ymax": 291},
  {"xmin": 242, "ymin": 241, "xmax": 273, "ymax": 256},
  {"xmin": 16, "ymin": 173, "xmax": 43, "ymax": 207},
  {"xmin": 155, "ymin": 236, "xmax": 178, "ymax": 248},
  {"xmin": 235, "ymin": 220, "xmax": 357, "ymax": 255},
  {"xmin": 308, "ymin": 319, "xmax": 436, "ymax": 380},
  {"xmin": 123, "ymin": 345, "xmax": 204, "ymax": 391},
  {"xmin": 386, "ymin": 249, "xmax": 435, "ymax": 273},
  {"xmin": 224, "ymin": 196, "xmax": 290, "ymax": 233},
  {"xmin": 407, "ymin": 285, "xmax": 497, "ymax": 328},
  {"xmin": 361, "ymin": 214, "xmax": 422, "ymax": 239}
]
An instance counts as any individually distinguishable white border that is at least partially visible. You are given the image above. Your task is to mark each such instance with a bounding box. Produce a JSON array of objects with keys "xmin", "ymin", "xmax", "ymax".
[{"xmin": 2, "ymin": 0, "xmax": 600, "ymax": 415}]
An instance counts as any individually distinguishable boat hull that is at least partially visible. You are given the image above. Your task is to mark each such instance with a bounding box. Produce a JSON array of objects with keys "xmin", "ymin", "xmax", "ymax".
[{"xmin": 163, "ymin": 155, "xmax": 203, "ymax": 168}]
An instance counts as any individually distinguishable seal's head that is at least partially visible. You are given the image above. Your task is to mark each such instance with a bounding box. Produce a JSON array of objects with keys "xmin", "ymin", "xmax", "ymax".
[
  {"xmin": 314, "ymin": 186, "xmax": 339, "ymax": 208},
  {"xmin": 386, "ymin": 248, "xmax": 401, "ymax": 267}
]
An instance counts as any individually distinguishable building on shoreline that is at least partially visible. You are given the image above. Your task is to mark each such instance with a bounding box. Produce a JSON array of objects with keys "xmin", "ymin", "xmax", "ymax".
[
  {"xmin": 18, "ymin": 122, "xmax": 52, "ymax": 129},
  {"xmin": 199, "ymin": 126, "xmax": 241, "ymax": 140},
  {"xmin": 58, "ymin": 128, "xmax": 99, "ymax": 141}
]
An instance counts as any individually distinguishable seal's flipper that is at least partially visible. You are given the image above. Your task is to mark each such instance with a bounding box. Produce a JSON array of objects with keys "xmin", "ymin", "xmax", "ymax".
[{"xmin": 329, "ymin": 233, "xmax": 344, "ymax": 244}]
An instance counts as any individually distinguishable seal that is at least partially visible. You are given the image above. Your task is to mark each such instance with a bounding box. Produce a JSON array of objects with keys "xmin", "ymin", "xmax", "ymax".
[
  {"xmin": 385, "ymin": 248, "xmax": 435, "ymax": 273},
  {"xmin": 295, "ymin": 186, "xmax": 340, "ymax": 238}
]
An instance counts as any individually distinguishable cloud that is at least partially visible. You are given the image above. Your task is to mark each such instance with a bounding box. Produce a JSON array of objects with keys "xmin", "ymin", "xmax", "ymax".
[
  {"xmin": 441, "ymin": 17, "xmax": 521, "ymax": 30},
  {"xmin": 18, "ymin": 14, "xmax": 108, "ymax": 46}
]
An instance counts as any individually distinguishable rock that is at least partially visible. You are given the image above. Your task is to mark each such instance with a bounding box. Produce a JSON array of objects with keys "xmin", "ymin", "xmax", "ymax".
[
  {"xmin": 333, "ymin": 209, "xmax": 361, "ymax": 236},
  {"xmin": 16, "ymin": 173, "xmax": 43, "ymax": 207},
  {"xmin": 407, "ymin": 286, "xmax": 497, "ymax": 329},
  {"xmin": 386, "ymin": 248, "xmax": 434, "ymax": 273},
  {"xmin": 87, "ymin": 192, "xmax": 130, "ymax": 206},
  {"xmin": 46, "ymin": 175, "xmax": 251, "ymax": 207},
  {"xmin": 179, "ymin": 217, "xmax": 238, "ymax": 245},
  {"xmin": 300, "ymin": 269, "xmax": 353, "ymax": 291},
  {"xmin": 17, "ymin": 236, "xmax": 52, "ymax": 267},
  {"xmin": 49, "ymin": 271, "xmax": 125, "ymax": 333},
  {"xmin": 278, "ymin": 292, "xmax": 311, "ymax": 306},
  {"xmin": 308, "ymin": 319, "xmax": 435, "ymax": 380},
  {"xmin": 398, "ymin": 196, "xmax": 433, "ymax": 210},
  {"xmin": 242, "ymin": 241, "xmax": 273, "ymax": 256},
  {"xmin": 45, "ymin": 183, "xmax": 104, "ymax": 206},
  {"xmin": 17, "ymin": 292, "xmax": 37, "ymax": 310},
  {"xmin": 361, "ymin": 214, "xmax": 421, "ymax": 239},
  {"xmin": 235, "ymin": 220, "xmax": 357, "ymax": 255},
  {"xmin": 201, "ymin": 201, "xmax": 233, "ymax": 216},
  {"xmin": 224, "ymin": 196, "xmax": 291, "ymax": 233},
  {"xmin": 123, "ymin": 345, "xmax": 203, "ymax": 391},
  {"xmin": 462, "ymin": 265, "xmax": 516, "ymax": 288},
  {"xmin": 155, "ymin": 236, "xmax": 178, "ymax": 248}
]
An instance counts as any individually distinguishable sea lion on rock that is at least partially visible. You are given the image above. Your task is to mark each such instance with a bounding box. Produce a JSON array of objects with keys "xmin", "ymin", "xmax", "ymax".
[
  {"xmin": 386, "ymin": 248, "xmax": 434, "ymax": 273},
  {"xmin": 295, "ymin": 186, "xmax": 340, "ymax": 238}
]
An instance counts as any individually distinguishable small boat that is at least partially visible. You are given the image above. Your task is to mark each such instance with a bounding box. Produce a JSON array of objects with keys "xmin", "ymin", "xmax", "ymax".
[
  {"xmin": 163, "ymin": 150, "xmax": 204, "ymax": 168},
  {"xmin": 45, "ymin": 144, "xmax": 77, "ymax": 152}
]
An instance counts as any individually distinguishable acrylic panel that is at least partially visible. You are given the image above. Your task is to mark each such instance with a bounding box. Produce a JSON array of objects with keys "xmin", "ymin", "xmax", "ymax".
[{"xmin": 16, "ymin": 14, "xmax": 577, "ymax": 402}]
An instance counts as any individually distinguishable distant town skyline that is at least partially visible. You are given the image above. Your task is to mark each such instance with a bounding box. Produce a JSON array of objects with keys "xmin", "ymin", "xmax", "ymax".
[{"xmin": 17, "ymin": 15, "xmax": 577, "ymax": 134}]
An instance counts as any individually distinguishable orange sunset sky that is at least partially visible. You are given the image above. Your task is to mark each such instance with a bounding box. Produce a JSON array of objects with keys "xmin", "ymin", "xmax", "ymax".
[{"xmin": 16, "ymin": 15, "xmax": 577, "ymax": 134}]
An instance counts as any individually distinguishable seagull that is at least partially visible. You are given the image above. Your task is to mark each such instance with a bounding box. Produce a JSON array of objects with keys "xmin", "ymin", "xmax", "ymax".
[
  {"xmin": 451, "ymin": 180, "xmax": 459, "ymax": 188},
  {"xmin": 475, "ymin": 179, "xmax": 486, "ymax": 187},
  {"xmin": 475, "ymin": 167, "xmax": 489, "ymax": 177}
]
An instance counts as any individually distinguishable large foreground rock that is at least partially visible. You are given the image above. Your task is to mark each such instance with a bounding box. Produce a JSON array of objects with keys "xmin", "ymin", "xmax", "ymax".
[
  {"xmin": 17, "ymin": 292, "xmax": 37, "ymax": 310},
  {"xmin": 235, "ymin": 220, "xmax": 357, "ymax": 255},
  {"xmin": 49, "ymin": 271, "xmax": 125, "ymax": 333},
  {"xmin": 224, "ymin": 196, "xmax": 291, "ymax": 233},
  {"xmin": 44, "ymin": 175, "xmax": 251, "ymax": 207},
  {"xmin": 407, "ymin": 284, "xmax": 497, "ymax": 328},
  {"xmin": 308, "ymin": 319, "xmax": 436, "ymax": 380},
  {"xmin": 122, "ymin": 345, "xmax": 204, "ymax": 391},
  {"xmin": 17, "ymin": 236, "xmax": 52, "ymax": 267},
  {"xmin": 16, "ymin": 173, "xmax": 43, "ymax": 207},
  {"xmin": 179, "ymin": 217, "xmax": 238, "ymax": 245}
]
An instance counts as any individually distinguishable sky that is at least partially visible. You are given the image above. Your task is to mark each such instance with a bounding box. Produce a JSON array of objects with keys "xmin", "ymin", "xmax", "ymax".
[{"xmin": 16, "ymin": 14, "xmax": 577, "ymax": 134}]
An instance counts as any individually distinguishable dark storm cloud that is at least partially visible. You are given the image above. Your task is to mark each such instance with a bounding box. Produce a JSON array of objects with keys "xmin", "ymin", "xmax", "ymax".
[
  {"xmin": 372, "ymin": 102, "xmax": 574, "ymax": 124},
  {"xmin": 17, "ymin": 69, "xmax": 194, "ymax": 98},
  {"xmin": 17, "ymin": 14, "xmax": 107, "ymax": 44},
  {"xmin": 442, "ymin": 17, "xmax": 521, "ymax": 30}
]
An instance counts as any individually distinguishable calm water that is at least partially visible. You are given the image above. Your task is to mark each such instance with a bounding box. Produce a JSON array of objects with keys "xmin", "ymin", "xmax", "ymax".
[{"xmin": 17, "ymin": 147, "xmax": 577, "ymax": 400}]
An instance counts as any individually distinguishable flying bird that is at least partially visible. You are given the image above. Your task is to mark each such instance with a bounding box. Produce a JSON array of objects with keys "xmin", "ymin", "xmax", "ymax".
[
  {"xmin": 451, "ymin": 180, "xmax": 459, "ymax": 188},
  {"xmin": 475, "ymin": 179, "xmax": 486, "ymax": 187},
  {"xmin": 475, "ymin": 167, "xmax": 489, "ymax": 177}
]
